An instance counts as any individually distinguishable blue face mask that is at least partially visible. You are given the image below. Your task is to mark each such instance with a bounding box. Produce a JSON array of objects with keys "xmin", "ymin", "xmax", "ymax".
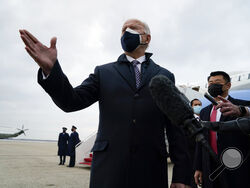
[
  {"xmin": 193, "ymin": 106, "xmax": 202, "ymax": 115},
  {"xmin": 121, "ymin": 28, "xmax": 145, "ymax": 52}
]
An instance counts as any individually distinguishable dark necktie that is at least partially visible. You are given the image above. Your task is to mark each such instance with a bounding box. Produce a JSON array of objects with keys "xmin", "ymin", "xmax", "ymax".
[{"xmin": 132, "ymin": 60, "xmax": 141, "ymax": 88}]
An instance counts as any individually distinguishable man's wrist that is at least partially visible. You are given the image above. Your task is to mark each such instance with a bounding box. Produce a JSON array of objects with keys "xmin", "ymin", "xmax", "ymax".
[{"xmin": 239, "ymin": 106, "xmax": 247, "ymax": 117}]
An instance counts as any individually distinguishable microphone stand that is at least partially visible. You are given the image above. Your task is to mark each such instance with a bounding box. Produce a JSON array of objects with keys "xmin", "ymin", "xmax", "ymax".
[{"xmin": 182, "ymin": 118, "xmax": 219, "ymax": 163}]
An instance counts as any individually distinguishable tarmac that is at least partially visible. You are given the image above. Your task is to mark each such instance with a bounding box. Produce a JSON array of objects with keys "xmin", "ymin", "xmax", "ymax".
[{"xmin": 0, "ymin": 140, "xmax": 173, "ymax": 188}]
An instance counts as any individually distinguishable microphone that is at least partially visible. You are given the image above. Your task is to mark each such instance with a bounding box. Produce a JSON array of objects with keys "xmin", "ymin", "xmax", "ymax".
[
  {"xmin": 149, "ymin": 75, "xmax": 218, "ymax": 162},
  {"xmin": 204, "ymin": 92, "xmax": 218, "ymax": 106},
  {"xmin": 149, "ymin": 75, "xmax": 193, "ymax": 125},
  {"xmin": 202, "ymin": 118, "xmax": 250, "ymax": 136}
]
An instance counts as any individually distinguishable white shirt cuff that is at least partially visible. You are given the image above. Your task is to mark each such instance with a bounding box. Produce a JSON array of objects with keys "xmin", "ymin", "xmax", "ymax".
[{"xmin": 42, "ymin": 71, "xmax": 49, "ymax": 79}]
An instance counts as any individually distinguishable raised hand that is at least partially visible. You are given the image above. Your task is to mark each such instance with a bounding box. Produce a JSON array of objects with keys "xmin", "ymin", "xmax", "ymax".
[
  {"xmin": 19, "ymin": 29, "xmax": 57, "ymax": 75},
  {"xmin": 216, "ymin": 95, "xmax": 241, "ymax": 117}
]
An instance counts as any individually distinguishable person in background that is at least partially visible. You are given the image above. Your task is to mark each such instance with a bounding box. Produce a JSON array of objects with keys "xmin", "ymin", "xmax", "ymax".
[
  {"xmin": 194, "ymin": 71, "xmax": 250, "ymax": 188},
  {"xmin": 191, "ymin": 99, "xmax": 202, "ymax": 118},
  {"xmin": 67, "ymin": 125, "xmax": 80, "ymax": 167},
  {"xmin": 57, "ymin": 127, "xmax": 69, "ymax": 165},
  {"xmin": 187, "ymin": 98, "xmax": 202, "ymax": 188}
]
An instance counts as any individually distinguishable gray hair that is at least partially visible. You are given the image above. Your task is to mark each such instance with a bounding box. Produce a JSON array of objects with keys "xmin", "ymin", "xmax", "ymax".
[
  {"xmin": 142, "ymin": 21, "xmax": 151, "ymax": 35},
  {"xmin": 142, "ymin": 21, "xmax": 150, "ymax": 49}
]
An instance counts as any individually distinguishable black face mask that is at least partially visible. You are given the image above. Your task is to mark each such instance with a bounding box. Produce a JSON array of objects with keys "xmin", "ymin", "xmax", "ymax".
[
  {"xmin": 208, "ymin": 84, "xmax": 224, "ymax": 97},
  {"xmin": 121, "ymin": 28, "xmax": 147, "ymax": 52},
  {"xmin": 121, "ymin": 30, "xmax": 141, "ymax": 52},
  {"xmin": 71, "ymin": 129, "xmax": 73, "ymax": 132}
]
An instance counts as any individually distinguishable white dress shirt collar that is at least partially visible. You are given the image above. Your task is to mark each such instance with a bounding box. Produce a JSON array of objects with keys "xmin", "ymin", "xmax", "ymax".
[{"xmin": 126, "ymin": 55, "xmax": 146, "ymax": 64}]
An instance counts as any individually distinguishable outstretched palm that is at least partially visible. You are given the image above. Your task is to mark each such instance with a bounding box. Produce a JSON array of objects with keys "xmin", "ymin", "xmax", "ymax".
[{"xmin": 19, "ymin": 29, "xmax": 57, "ymax": 75}]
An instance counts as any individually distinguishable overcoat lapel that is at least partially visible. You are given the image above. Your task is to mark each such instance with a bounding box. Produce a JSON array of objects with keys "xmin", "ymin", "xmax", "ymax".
[
  {"xmin": 138, "ymin": 60, "xmax": 160, "ymax": 90},
  {"xmin": 113, "ymin": 53, "xmax": 160, "ymax": 91},
  {"xmin": 202, "ymin": 105, "xmax": 213, "ymax": 139},
  {"xmin": 204, "ymin": 105, "xmax": 213, "ymax": 121},
  {"xmin": 113, "ymin": 61, "xmax": 136, "ymax": 91}
]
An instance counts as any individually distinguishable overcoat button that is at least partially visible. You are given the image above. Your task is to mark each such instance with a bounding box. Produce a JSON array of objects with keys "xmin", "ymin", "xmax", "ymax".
[{"xmin": 134, "ymin": 93, "xmax": 139, "ymax": 98}]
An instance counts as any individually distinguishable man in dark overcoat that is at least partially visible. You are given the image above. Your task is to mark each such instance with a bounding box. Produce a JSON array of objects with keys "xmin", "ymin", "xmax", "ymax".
[
  {"xmin": 57, "ymin": 127, "xmax": 69, "ymax": 165},
  {"xmin": 194, "ymin": 71, "xmax": 250, "ymax": 188},
  {"xmin": 67, "ymin": 125, "xmax": 80, "ymax": 167},
  {"xmin": 19, "ymin": 19, "xmax": 191, "ymax": 188}
]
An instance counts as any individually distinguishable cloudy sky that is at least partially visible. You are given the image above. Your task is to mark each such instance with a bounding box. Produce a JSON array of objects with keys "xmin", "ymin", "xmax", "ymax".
[{"xmin": 0, "ymin": 0, "xmax": 250, "ymax": 140}]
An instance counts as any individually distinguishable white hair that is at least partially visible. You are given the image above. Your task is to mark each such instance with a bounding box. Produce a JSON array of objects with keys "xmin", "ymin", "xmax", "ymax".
[{"xmin": 142, "ymin": 22, "xmax": 151, "ymax": 35}]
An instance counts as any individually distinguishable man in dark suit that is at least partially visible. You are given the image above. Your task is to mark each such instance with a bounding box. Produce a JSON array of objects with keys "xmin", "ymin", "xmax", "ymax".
[
  {"xmin": 67, "ymin": 125, "xmax": 80, "ymax": 167},
  {"xmin": 57, "ymin": 127, "xmax": 69, "ymax": 165},
  {"xmin": 194, "ymin": 71, "xmax": 250, "ymax": 188},
  {"xmin": 187, "ymin": 99, "xmax": 203, "ymax": 188},
  {"xmin": 19, "ymin": 19, "xmax": 191, "ymax": 188}
]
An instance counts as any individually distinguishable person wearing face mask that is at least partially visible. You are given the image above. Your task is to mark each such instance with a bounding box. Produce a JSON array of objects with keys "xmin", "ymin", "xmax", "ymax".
[
  {"xmin": 19, "ymin": 19, "xmax": 191, "ymax": 188},
  {"xmin": 185, "ymin": 98, "xmax": 202, "ymax": 188},
  {"xmin": 57, "ymin": 127, "xmax": 69, "ymax": 165},
  {"xmin": 194, "ymin": 71, "xmax": 250, "ymax": 188},
  {"xmin": 67, "ymin": 125, "xmax": 80, "ymax": 167},
  {"xmin": 191, "ymin": 99, "xmax": 202, "ymax": 118}
]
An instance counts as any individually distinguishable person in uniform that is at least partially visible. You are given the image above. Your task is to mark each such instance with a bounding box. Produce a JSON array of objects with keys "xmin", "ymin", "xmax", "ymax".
[
  {"xmin": 67, "ymin": 125, "xmax": 80, "ymax": 167},
  {"xmin": 57, "ymin": 127, "xmax": 69, "ymax": 165}
]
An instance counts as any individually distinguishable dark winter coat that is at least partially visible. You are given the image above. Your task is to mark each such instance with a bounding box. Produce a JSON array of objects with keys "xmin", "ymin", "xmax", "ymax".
[
  {"xmin": 68, "ymin": 131, "xmax": 80, "ymax": 156},
  {"xmin": 38, "ymin": 53, "xmax": 191, "ymax": 188},
  {"xmin": 57, "ymin": 132, "xmax": 69, "ymax": 156}
]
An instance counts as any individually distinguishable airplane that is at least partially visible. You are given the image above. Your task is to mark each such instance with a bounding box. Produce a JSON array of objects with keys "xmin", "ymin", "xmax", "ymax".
[
  {"xmin": 75, "ymin": 71, "xmax": 250, "ymax": 167},
  {"xmin": 0, "ymin": 125, "xmax": 28, "ymax": 139}
]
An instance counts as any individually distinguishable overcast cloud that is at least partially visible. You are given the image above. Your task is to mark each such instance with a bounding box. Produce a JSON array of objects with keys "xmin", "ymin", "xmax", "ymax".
[{"xmin": 0, "ymin": 0, "xmax": 249, "ymax": 140}]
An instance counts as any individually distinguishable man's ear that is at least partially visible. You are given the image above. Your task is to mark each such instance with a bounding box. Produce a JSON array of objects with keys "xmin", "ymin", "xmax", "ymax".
[
  {"xmin": 226, "ymin": 82, "xmax": 231, "ymax": 90},
  {"xmin": 146, "ymin": 35, "xmax": 151, "ymax": 44}
]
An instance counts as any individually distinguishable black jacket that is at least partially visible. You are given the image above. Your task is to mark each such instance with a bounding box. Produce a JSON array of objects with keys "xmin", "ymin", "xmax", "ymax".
[
  {"xmin": 194, "ymin": 96, "xmax": 250, "ymax": 188},
  {"xmin": 38, "ymin": 53, "xmax": 191, "ymax": 188}
]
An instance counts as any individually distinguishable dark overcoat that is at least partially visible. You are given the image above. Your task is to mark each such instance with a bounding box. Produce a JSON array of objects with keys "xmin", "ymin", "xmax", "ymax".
[
  {"xmin": 68, "ymin": 131, "xmax": 80, "ymax": 156},
  {"xmin": 194, "ymin": 96, "xmax": 250, "ymax": 188},
  {"xmin": 57, "ymin": 132, "xmax": 69, "ymax": 156},
  {"xmin": 38, "ymin": 53, "xmax": 191, "ymax": 188}
]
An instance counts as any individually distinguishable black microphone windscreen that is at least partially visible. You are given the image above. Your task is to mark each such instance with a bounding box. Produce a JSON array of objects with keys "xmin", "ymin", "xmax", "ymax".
[{"xmin": 149, "ymin": 75, "xmax": 194, "ymax": 125}]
